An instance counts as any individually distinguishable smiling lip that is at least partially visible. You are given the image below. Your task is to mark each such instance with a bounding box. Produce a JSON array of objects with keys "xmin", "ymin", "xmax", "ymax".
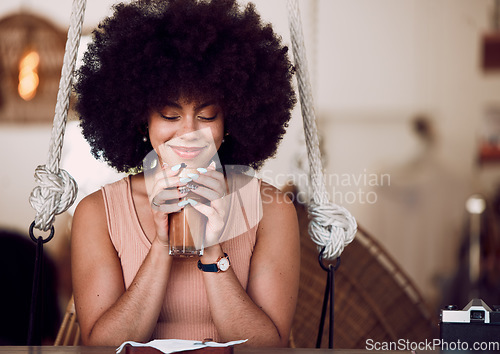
[{"xmin": 169, "ymin": 145, "xmax": 206, "ymax": 159}]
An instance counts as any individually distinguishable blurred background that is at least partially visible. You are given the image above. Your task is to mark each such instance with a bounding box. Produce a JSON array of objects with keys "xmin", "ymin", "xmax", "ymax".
[{"xmin": 0, "ymin": 0, "xmax": 499, "ymax": 347}]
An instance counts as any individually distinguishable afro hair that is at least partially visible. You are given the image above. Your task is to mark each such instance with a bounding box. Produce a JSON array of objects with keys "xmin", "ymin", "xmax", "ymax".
[{"xmin": 75, "ymin": 0, "xmax": 296, "ymax": 172}]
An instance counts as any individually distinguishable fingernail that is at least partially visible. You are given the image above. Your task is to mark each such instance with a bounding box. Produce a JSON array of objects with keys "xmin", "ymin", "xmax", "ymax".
[
  {"xmin": 196, "ymin": 167, "xmax": 208, "ymax": 174},
  {"xmin": 208, "ymin": 161, "xmax": 216, "ymax": 170},
  {"xmin": 171, "ymin": 164, "xmax": 182, "ymax": 171},
  {"xmin": 180, "ymin": 177, "xmax": 192, "ymax": 183},
  {"xmin": 178, "ymin": 200, "xmax": 190, "ymax": 207},
  {"xmin": 187, "ymin": 198, "xmax": 198, "ymax": 206},
  {"xmin": 187, "ymin": 173, "xmax": 199, "ymax": 180}
]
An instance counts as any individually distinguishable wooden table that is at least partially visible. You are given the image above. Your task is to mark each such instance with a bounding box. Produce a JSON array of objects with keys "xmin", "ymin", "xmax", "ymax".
[{"xmin": 0, "ymin": 347, "xmax": 438, "ymax": 354}]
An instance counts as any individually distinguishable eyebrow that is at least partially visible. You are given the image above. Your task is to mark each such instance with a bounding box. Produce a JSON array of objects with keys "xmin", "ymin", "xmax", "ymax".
[{"xmin": 164, "ymin": 100, "xmax": 216, "ymax": 111}]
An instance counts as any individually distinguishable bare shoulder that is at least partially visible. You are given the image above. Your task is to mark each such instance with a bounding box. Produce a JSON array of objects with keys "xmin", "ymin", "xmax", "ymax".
[
  {"xmin": 73, "ymin": 189, "xmax": 106, "ymax": 230},
  {"xmin": 72, "ymin": 189, "xmax": 109, "ymax": 248},
  {"xmin": 259, "ymin": 181, "xmax": 296, "ymax": 215},
  {"xmin": 257, "ymin": 181, "xmax": 299, "ymax": 244},
  {"xmin": 75, "ymin": 189, "xmax": 105, "ymax": 212}
]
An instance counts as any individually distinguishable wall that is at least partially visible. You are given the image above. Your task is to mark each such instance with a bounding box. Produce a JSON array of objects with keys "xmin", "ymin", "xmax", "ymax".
[{"xmin": 312, "ymin": 0, "xmax": 500, "ymax": 306}]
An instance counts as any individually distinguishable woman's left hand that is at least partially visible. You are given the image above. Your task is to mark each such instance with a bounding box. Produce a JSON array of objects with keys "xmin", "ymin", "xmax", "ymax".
[{"xmin": 188, "ymin": 162, "xmax": 229, "ymax": 247}]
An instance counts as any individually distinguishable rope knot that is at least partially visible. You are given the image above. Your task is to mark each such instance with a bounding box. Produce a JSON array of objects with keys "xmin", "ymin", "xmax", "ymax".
[
  {"xmin": 308, "ymin": 202, "xmax": 357, "ymax": 260},
  {"xmin": 29, "ymin": 165, "xmax": 78, "ymax": 231}
]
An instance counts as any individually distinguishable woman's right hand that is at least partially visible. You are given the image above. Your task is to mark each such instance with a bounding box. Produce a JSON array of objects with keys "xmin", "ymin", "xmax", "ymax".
[{"xmin": 148, "ymin": 165, "xmax": 189, "ymax": 244}]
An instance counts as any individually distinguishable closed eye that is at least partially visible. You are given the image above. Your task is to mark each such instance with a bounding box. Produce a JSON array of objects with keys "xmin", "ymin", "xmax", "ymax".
[
  {"xmin": 198, "ymin": 115, "xmax": 217, "ymax": 121},
  {"xmin": 159, "ymin": 113, "xmax": 180, "ymax": 121}
]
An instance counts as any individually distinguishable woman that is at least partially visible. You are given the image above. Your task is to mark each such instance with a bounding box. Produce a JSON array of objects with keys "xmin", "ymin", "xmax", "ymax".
[{"xmin": 71, "ymin": 0, "xmax": 300, "ymax": 347}]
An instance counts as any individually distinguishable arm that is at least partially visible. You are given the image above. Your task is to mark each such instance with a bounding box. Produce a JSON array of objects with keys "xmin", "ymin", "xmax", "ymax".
[
  {"xmin": 199, "ymin": 182, "xmax": 300, "ymax": 346},
  {"xmin": 71, "ymin": 190, "xmax": 172, "ymax": 346}
]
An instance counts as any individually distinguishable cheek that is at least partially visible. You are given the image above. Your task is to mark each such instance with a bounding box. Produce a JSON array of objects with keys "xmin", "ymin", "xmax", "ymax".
[
  {"xmin": 149, "ymin": 122, "xmax": 174, "ymax": 144},
  {"xmin": 212, "ymin": 130, "xmax": 224, "ymax": 148},
  {"xmin": 213, "ymin": 121, "xmax": 224, "ymax": 142}
]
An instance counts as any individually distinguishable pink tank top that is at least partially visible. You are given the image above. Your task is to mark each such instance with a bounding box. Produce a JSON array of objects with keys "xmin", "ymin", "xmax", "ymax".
[{"xmin": 101, "ymin": 173, "xmax": 261, "ymax": 341}]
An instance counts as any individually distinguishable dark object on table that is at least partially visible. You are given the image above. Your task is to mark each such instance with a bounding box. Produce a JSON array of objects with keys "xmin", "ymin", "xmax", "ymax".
[
  {"xmin": 124, "ymin": 344, "xmax": 233, "ymax": 354},
  {"xmin": 440, "ymin": 299, "xmax": 500, "ymax": 351}
]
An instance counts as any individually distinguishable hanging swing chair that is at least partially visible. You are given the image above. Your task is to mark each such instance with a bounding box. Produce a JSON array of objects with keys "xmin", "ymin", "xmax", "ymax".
[
  {"xmin": 30, "ymin": 0, "xmax": 358, "ymax": 347},
  {"xmin": 288, "ymin": 184, "xmax": 437, "ymax": 348}
]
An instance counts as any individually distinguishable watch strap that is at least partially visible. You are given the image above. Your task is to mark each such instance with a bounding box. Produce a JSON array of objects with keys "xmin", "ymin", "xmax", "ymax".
[
  {"xmin": 197, "ymin": 262, "xmax": 218, "ymax": 272},
  {"xmin": 198, "ymin": 253, "xmax": 229, "ymax": 272}
]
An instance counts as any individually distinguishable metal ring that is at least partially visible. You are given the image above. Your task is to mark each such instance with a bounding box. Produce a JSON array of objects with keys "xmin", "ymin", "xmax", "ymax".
[
  {"xmin": 318, "ymin": 247, "xmax": 340, "ymax": 272},
  {"xmin": 29, "ymin": 221, "xmax": 55, "ymax": 244}
]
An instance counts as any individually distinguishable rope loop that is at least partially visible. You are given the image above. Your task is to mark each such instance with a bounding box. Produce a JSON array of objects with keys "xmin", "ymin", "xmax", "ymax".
[
  {"xmin": 29, "ymin": 221, "xmax": 55, "ymax": 244},
  {"xmin": 308, "ymin": 202, "xmax": 357, "ymax": 260},
  {"xmin": 318, "ymin": 247, "xmax": 341, "ymax": 272},
  {"xmin": 29, "ymin": 165, "xmax": 78, "ymax": 232}
]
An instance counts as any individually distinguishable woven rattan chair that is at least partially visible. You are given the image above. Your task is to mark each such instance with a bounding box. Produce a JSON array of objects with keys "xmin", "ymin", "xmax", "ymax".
[
  {"xmin": 54, "ymin": 295, "xmax": 80, "ymax": 346},
  {"xmin": 290, "ymin": 190, "xmax": 438, "ymax": 348}
]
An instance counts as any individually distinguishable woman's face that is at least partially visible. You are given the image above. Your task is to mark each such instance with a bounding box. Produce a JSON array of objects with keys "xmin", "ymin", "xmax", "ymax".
[{"xmin": 148, "ymin": 98, "xmax": 224, "ymax": 169}]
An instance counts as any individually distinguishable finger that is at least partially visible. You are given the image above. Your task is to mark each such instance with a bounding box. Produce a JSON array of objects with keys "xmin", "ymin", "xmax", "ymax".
[
  {"xmin": 188, "ymin": 185, "xmax": 220, "ymax": 203},
  {"xmin": 191, "ymin": 203, "xmax": 225, "ymax": 245},
  {"xmin": 191, "ymin": 201, "xmax": 228, "ymax": 228},
  {"xmin": 191, "ymin": 173, "xmax": 226, "ymax": 198},
  {"xmin": 148, "ymin": 163, "xmax": 182, "ymax": 186},
  {"xmin": 191, "ymin": 203, "xmax": 225, "ymax": 231},
  {"xmin": 191, "ymin": 202, "xmax": 217, "ymax": 219},
  {"xmin": 161, "ymin": 162, "xmax": 188, "ymax": 173},
  {"xmin": 153, "ymin": 169, "xmax": 183, "ymax": 187},
  {"xmin": 210, "ymin": 196, "xmax": 229, "ymax": 212},
  {"xmin": 152, "ymin": 188, "xmax": 188, "ymax": 206},
  {"xmin": 146, "ymin": 167, "xmax": 185, "ymax": 200},
  {"xmin": 150, "ymin": 175, "xmax": 189, "ymax": 201},
  {"xmin": 196, "ymin": 173, "xmax": 224, "ymax": 188},
  {"xmin": 152, "ymin": 192, "xmax": 194, "ymax": 213},
  {"xmin": 152, "ymin": 162, "xmax": 193, "ymax": 187},
  {"xmin": 197, "ymin": 167, "xmax": 224, "ymax": 181},
  {"xmin": 153, "ymin": 201, "xmax": 183, "ymax": 214}
]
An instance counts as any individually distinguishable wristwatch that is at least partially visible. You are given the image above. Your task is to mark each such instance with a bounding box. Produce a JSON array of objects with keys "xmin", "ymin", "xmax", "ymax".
[{"xmin": 197, "ymin": 253, "xmax": 231, "ymax": 272}]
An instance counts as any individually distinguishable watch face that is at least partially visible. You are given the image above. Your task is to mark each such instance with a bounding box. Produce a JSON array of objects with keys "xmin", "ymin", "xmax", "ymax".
[{"xmin": 218, "ymin": 257, "xmax": 230, "ymax": 271}]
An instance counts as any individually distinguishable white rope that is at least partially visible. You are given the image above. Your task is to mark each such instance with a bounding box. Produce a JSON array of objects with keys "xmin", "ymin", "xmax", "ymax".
[
  {"xmin": 286, "ymin": 0, "xmax": 357, "ymax": 260},
  {"xmin": 29, "ymin": 0, "xmax": 87, "ymax": 232}
]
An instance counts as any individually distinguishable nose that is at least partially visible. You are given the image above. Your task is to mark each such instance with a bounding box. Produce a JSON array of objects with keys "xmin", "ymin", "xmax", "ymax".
[{"xmin": 178, "ymin": 117, "xmax": 201, "ymax": 140}]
